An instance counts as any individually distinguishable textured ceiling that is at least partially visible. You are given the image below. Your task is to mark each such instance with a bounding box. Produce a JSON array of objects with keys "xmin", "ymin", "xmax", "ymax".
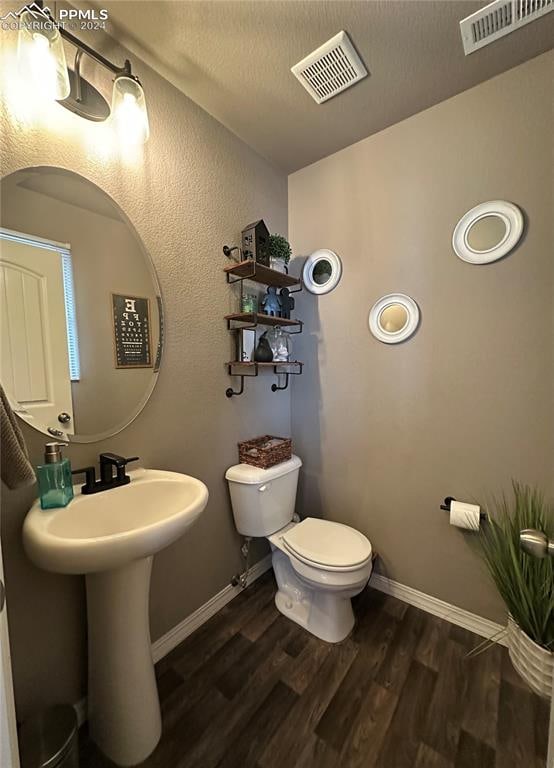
[{"xmin": 85, "ymin": 0, "xmax": 554, "ymax": 172}]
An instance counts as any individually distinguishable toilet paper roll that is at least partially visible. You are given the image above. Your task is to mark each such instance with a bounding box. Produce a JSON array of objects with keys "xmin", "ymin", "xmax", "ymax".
[{"xmin": 450, "ymin": 500, "xmax": 481, "ymax": 531}]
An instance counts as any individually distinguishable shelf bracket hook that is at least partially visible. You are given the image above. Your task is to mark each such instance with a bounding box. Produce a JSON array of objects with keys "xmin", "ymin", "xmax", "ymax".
[
  {"xmin": 226, "ymin": 377, "xmax": 245, "ymax": 397},
  {"xmin": 271, "ymin": 373, "xmax": 289, "ymax": 392}
]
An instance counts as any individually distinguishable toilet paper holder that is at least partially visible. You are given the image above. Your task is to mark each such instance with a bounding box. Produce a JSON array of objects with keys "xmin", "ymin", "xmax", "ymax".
[{"xmin": 440, "ymin": 496, "xmax": 487, "ymax": 521}]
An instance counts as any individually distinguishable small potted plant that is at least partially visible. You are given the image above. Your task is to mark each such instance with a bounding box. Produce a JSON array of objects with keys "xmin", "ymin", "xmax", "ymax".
[
  {"xmin": 268, "ymin": 234, "xmax": 292, "ymax": 274},
  {"xmin": 476, "ymin": 482, "xmax": 553, "ymax": 698}
]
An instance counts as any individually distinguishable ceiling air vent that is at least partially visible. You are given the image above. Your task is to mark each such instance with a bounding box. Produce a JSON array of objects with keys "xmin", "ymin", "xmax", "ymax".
[
  {"xmin": 460, "ymin": 0, "xmax": 554, "ymax": 54},
  {"xmin": 291, "ymin": 31, "xmax": 368, "ymax": 104}
]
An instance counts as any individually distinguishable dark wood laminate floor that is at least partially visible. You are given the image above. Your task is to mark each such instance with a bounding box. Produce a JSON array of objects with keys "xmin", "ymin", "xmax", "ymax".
[{"xmin": 80, "ymin": 572, "xmax": 550, "ymax": 768}]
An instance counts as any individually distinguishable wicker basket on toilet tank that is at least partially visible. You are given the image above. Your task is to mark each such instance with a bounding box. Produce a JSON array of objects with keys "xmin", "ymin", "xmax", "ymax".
[{"xmin": 238, "ymin": 436, "xmax": 292, "ymax": 469}]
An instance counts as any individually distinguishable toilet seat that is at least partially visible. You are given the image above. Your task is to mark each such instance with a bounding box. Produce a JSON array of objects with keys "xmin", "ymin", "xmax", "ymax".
[{"xmin": 282, "ymin": 517, "xmax": 372, "ymax": 572}]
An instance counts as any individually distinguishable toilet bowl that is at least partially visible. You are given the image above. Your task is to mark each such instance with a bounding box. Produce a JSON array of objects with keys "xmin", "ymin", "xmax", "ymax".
[{"xmin": 225, "ymin": 456, "xmax": 373, "ymax": 643}]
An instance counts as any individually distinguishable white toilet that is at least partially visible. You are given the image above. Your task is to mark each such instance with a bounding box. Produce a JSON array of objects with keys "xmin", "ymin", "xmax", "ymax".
[{"xmin": 226, "ymin": 455, "xmax": 373, "ymax": 643}]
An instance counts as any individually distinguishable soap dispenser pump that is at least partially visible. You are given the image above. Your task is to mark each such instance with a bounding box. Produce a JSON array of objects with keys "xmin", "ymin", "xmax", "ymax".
[{"xmin": 37, "ymin": 442, "xmax": 74, "ymax": 510}]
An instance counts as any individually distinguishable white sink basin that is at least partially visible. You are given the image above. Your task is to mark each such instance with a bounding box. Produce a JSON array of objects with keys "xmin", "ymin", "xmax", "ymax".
[
  {"xmin": 23, "ymin": 468, "xmax": 208, "ymax": 574},
  {"xmin": 23, "ymin": 467, "xmax": 208, "ymax": 767}
]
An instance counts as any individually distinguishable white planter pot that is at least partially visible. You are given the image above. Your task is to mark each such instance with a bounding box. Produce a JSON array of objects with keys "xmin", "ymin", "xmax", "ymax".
[
  {"xmin": 507, "ymin": 615, "xmax": 553, "ymax": 700},
  {"xmin": 270, "ymin": 256, "xmax": 288, "ymax": 274}
]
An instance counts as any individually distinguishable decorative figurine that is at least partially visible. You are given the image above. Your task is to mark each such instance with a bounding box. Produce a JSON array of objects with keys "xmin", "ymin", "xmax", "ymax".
[
  {"xmin": 254, "ymin": 332, "xmax": 273, "ymax": 363},
  {"xmin": 279, "ymin": 287, "xmax": 295, "ymax": 319},
  {"xmin": 261, "ymin": 286, "xmax": 282, "ymax": 317},
  {"xmin": 242, "ymin": 220, "xmax": 270, "ymax": 266}
]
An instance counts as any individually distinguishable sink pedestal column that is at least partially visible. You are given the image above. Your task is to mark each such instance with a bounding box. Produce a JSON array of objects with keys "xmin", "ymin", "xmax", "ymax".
[{"xmin": 86, "ymin": 556, "xmax": 161, "ymax": 766}]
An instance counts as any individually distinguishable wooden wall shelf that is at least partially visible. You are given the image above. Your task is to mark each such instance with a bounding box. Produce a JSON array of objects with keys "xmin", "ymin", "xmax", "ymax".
[
  {"xmin": 226, "ymin": 361, "xmax": 303, "ymax": 369},
  {"xmin": 224, "ymin": 260, "xmax": 301, "ymax": 289},
  {"xmin": 225, "ymin": 312, "xmax": 302, "ymax": 329},
  {"xmin": 224, "ymin": 255, "xmax": 304, "ymax": 396}
]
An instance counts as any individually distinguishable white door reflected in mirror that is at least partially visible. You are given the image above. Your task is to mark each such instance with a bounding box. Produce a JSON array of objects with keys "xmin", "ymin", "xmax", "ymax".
[
  {"xmin": 452, "ymin": 200, "xmax": 523, "ymax": 264},
  {"xmin": 369, "ymin": 294, "xmax": 420, "ymax": 344}
]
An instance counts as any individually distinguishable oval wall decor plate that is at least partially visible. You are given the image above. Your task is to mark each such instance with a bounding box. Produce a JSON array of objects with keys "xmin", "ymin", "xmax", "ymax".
[
  {"xmin": 452, "ymin": 200, "xmax": 524, "ymax": 264},
  {"xmin": 303, "ymin": 249, "xmax": 343, "ymax": 294},
  {"xmin": 368, "ymin": 293, "xmax": 420, "ymax": 344}
]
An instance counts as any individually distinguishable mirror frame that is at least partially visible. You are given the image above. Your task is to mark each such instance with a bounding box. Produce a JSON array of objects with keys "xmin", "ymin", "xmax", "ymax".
[
  {"xmin": 0, "ymin": 166, "xmax": 164, "ymax": 444},
  {"xmin": 302, "ymin": 249, "xmax": 343, "ymax": 295},
  {"xmin": 452, "ymin": 200, "xmax": 524, "ymax": 264},
  {"xmin": 368, "ymin": 293, "xmax": 420, "ymax": 344}
]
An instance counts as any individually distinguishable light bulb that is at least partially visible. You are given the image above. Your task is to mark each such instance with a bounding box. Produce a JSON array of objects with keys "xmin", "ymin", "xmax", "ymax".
[
  {"xmin": 17, "ymin": 11, "xmax": 70, "ymax": 101},
  {"xmin": 111, "ymin": 75, "xmax": 149, "ymax": 144}
]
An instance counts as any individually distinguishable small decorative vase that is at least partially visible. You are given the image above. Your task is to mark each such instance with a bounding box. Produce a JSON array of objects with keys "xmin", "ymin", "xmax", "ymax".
[
  {"xmin": 254, "ymin": 332, "xmax": 274, "ymax": 363},
  {"xmin": 507, "ymin": 615, "xmax": 553, "ymax": 699},
  {"xmin": 270, "ymin": 256, "xmax": 288, "ymax": 274},
  {"xmin": 267, "ymin": 326, "xmax": 291, "ymax": 362},
  {"xmin": 241, "ymin": 292, "xmax": 258, "ymax": 313}
]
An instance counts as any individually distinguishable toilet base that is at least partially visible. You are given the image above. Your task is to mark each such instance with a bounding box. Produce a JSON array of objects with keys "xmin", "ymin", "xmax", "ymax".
[
  {"xmin": 271, "ymin": 549, "xmax": 358, "ymax": 643},
  {"xmin": 274, "ymin": 586, "xmax": 355, "ymax": 643}
]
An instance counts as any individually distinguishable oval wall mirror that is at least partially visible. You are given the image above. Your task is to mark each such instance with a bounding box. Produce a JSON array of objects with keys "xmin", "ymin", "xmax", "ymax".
[
  {"xmin": 452, "ymin": 200, "xmax": 524, "ymax": 264},
  {"xmin": 303, "ymin": 249, "xmax": 342, "ymax": 294},
  {"xmin": 0, "ymin": 167, "xmax": 163, "ymax": 443},
  {"xmin": 369, "ymin": 294, "xmax": 420, "ymax": 344}
]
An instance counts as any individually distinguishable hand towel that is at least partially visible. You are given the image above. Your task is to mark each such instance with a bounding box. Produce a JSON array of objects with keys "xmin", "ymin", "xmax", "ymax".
[{"xmin": 0, "ymin": 383, "xmax": 36, "ymax": 489}]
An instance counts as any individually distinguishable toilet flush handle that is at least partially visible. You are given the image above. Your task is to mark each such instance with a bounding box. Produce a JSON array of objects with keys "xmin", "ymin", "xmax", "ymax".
[{"xmin": 259, "ymin": 484, "xmax": 270, "ymax": 492}]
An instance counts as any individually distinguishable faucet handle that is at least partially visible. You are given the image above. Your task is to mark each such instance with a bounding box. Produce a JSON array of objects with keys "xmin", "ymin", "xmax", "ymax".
[
  {"xmin": 99, "ymin": 452, "xmax": 127, "ymax": 467},
  {"xmin": 72, "ymin": 466, "xmax": 97, "ymax": 494}
]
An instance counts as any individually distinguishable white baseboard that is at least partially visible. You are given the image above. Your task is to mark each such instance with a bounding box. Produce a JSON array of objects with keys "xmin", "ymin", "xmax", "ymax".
[
  {"xmin": 151, "ymin": 554, "xmax": 272, "ymax": 663},
  {"xmin": 370, "ymin": 573, "xmax": 508, "ymax": 647},
  {"xmin": 74, "ymin": 554, "xmax": 273, "ymax": 725}
]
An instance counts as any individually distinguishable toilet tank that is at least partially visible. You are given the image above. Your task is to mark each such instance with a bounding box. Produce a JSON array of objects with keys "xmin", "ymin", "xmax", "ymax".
[{"xmin": 225, "ymin": 455, "xmax": 302, "ymax": 537}]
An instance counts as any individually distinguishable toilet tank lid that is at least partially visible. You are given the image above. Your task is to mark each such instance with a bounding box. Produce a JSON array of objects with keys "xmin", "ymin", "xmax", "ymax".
[{"xmin": 225, "ymin": 455, "xmax": 302, "ymax": 484}]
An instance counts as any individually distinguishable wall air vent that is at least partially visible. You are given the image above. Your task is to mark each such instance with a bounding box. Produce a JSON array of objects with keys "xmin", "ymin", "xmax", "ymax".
[
  {"xmin": 460, "ymin": 0, "xmax": 554, "ymax": 54},
  {"xmin": 291, "ymin": 31, "xmax": 368, "ymax": 104}
]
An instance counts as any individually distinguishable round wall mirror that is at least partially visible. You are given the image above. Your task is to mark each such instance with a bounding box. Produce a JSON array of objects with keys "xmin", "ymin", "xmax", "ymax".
[
  {"xmin": 452, "ymin": 200, "xmax": 523, "ymax": 264},
  {"xmin": 369, "ymin": 294, "xmax": 420, "ymax": 344},
  {"xmin": 0, "ymin": 167, "xmax": 163, "ymax": 442},
  {"xmin": 303, "ymin": 249, "xmax": 342, "ymax": 294}
]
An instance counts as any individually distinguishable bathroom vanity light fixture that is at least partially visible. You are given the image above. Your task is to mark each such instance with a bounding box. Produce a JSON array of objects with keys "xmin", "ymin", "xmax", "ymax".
[
  {"xmin": 17, "ymin": 3, "xmax": 149, "ymax": 142},
  {"xmin": 17, "ymin": 9, "xmax": 70, "ymax": 101}
]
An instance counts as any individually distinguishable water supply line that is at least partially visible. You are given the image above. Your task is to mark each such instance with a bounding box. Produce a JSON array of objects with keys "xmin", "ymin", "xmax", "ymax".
[{"xmin": 231, "ymin": 537, "xmax": 252, "ymax": 589}]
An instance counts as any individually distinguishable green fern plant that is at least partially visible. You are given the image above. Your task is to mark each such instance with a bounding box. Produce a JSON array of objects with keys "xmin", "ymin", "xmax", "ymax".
[
  {"xmin": 268, "ymin": 234, "xmax": 292, "ymax": 264},
  {"xmin": 477, "ymin": 482, "xmax": 554, "ymax": 649}
]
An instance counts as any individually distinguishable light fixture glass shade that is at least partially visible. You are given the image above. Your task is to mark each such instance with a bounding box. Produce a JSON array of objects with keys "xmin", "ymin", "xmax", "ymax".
[
  {"xmin": 111, "ymin": 76, "xmax": 150, "ymax": 144},
  {"xmin": 17, "ymin": 11, "xmax": 70, "ymax": 100}
]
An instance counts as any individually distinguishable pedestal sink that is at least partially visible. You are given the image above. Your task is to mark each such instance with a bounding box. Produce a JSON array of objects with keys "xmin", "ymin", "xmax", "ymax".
[{"xmin": 23, "ymin": 468, "xmax": 209, "ymax": 766}]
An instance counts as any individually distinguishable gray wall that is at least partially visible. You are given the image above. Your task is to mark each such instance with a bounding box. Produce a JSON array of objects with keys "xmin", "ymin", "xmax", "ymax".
[
  {"xmin": 288, "ymin": 52, "xmax": 554, "ymax": 624},
  {"xmin": 0, "ymin": 14, "xmax": 289, "ymax": 717}
]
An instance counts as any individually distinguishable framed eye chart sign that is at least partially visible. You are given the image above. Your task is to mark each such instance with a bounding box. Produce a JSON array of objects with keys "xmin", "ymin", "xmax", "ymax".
[{"xmin": 112, "ymin": 293, "xmax": 153, "ymax": 369}]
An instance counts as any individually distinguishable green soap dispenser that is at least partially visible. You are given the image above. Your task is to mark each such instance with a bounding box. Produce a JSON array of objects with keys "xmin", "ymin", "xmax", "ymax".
[{"xmin": 37, "ymin": 442, "xmax": 74, "ymax": 510}]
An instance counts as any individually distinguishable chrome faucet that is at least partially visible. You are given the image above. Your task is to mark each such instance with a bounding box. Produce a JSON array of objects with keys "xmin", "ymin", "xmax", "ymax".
[{"xmin": 72, "ymin": 453, "xmax": 139, "ymax": 494}]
